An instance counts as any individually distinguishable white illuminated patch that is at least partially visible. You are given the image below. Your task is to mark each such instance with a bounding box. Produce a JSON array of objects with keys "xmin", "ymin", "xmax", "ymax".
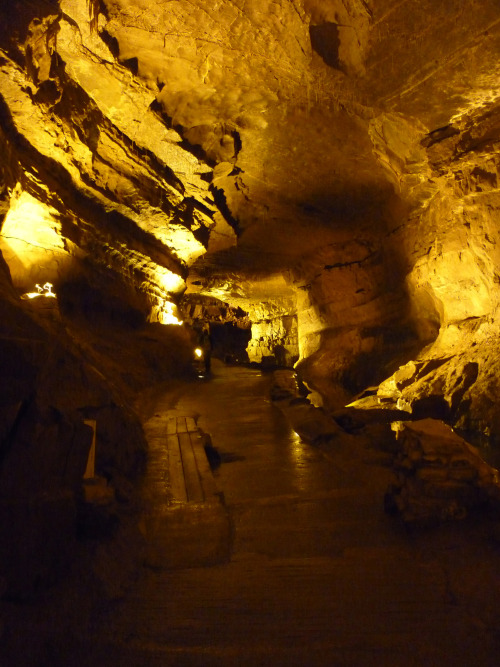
[
  {"xmin": 155, "ymin": 267, "xmax": 186, "ymax": 295},
  {"xmin": 157, "ymin": 300, "xmax": 183, "ymax": 325},
  {"xmin": 162, "ymin": 313, "xmax": 183, "ymax": 325},
  {"xmin": 194, "ymin": 347, "xmax": 203, "ymax": 358},
  {"xmin": 21, "ymin": 282, "xmax": 56, "ymax": 300}
]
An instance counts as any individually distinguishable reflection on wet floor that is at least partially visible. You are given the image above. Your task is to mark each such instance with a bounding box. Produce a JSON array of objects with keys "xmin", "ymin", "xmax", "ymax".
[
  {"xmin": 175, "ymin": 361, "xmax": 342, "ymax": 502},
  {"xmin": 83, "ymin": 359, "xmax": 500, "ymax": 666}
]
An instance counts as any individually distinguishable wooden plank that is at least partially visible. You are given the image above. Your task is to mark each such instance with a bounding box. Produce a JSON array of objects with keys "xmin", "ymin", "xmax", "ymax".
[
  {"xmin": 167, "ymin": 434, "xmax": 187, "ymax": 502},
  {"xmin": 190, "ymin": 432, "xmax": 220, "ymax": 501},
  {"xmin": 178, "ymin": 432, "xmax": 204, "ymax": 502},
  {"xmin": 176, "ymin": 417, "xmax": 188, "ymax": 434},
  {"xmin": 166, "ymin": 418, "xmax": 177, "ymax": 435},
  {"xmin": 185, "ymin": 417, "xmax": 197, "ymax": 433}
]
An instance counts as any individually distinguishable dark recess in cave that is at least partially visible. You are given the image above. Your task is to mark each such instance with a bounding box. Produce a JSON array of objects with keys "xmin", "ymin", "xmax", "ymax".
[
  {"xmin": 309, "ymin": 23, "xmax": 341, "ymax": 70},
  {"xmin": 58, "ymin": 279, "xmax": 147, "ymax": 329},
  {"xmin": 210, "ymin": 322, "xmax": 251, "ymax": 364},
  {"xmin": 99, "ymin": 29, "xmax": 120, "ymax": 58}
]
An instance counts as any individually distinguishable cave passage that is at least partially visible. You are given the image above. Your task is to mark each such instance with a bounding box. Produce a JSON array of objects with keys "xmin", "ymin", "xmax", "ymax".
[
  {"xmin": 2, "ymin": 0, "xmax": 500, "ymax": 662},
  {"xmin": 50, "ymin": 359, "xmax": 499, "ymax": 665},
  {"xmin": 150, "ymin": 359, "xmax": 345, "ymax": 501}
]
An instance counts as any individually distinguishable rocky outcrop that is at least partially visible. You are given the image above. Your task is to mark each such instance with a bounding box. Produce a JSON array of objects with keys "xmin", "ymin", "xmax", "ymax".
[
  {"xmin": 270, "ymin": 370, "xmax": 341, "ymax": 445},
  {"xmin": 293, "ymin": 234, "xmax": 414, "ymax": 407},
  {"xmin": 0, "ymin": 249, "xmax": 197, "ymax": 597},
  {"xmin": 0, "ymin": 0, "xmax": 222, "ymax": 329},
  {"xmin": 247, "ymin": 314, "xmax": 298, "ymax": 366},
  {"xmin": 0, "ymin": 2, "xmax": 500, "ymax": 598},
  {"xmin": 365, "ymin": 103, "xmax": 500, "ymax": 442},
  {"xmin": 180, "ymin": 294, "xmax": 249, "ymax": 328},
  {"xmin": 376, "ymin": 319, "xmax": 500, "ymax": 442},
  {"xmin": 385, "ymin": 419, "xmax": 500, "ymax": 524}
]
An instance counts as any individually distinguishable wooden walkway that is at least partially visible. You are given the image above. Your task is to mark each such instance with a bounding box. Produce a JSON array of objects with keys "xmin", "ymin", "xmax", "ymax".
[
  {"xmin": 139, "ymin": 411, "xmax": 231, "ymax": 569},
  {"xmin": 165, "ymin": 416, "xmax": 222, "ymax": 505}
]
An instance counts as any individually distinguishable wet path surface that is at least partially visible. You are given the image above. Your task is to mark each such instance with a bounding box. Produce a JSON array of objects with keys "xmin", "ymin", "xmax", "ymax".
[
  {"xmin": 176, "ymin": 362, "xmax": 342, "ymax": 502},
  {"xmin": 85, "ymin": 361, "xmax": 500, "ymax": 666}
]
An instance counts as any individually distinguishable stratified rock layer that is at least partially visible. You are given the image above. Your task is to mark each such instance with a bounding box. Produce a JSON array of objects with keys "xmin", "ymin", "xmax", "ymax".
[{"xmin": 1, "ymin": 0, "xmax": 500, "ymax": 596}]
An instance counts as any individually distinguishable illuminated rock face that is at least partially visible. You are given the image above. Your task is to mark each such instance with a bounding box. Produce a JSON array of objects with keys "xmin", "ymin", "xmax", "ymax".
[
  {"xmin": 375, "ymin": 107, "xmax": 500, "ymax": 440},
  {"xmin": 0, "ymin": 0, "xmax": 499, "ymax": 445},
  {"xmin": 247, "ymin": 315, "xmax": 298, "ymax": 366}
]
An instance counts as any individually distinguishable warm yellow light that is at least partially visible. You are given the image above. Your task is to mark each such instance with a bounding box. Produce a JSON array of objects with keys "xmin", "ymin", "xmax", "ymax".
[
  {"xmin": 155, "ymin": 267, "xmax": 186, "ymax": 295},
  {"xmin": 156, "ymin": 300, "xmax": 183, "ymax": 325},
  {"xmin": 1, "ymin": 191, "xmax": 65, "ymax": 260},
  {"xmin": 163, "ymin": 313, "xmax": 183, "ymax": 325},
  {"xmin": 0, "ymin": 189, "xmax": 70, "ymax": 290},
  {"xmin": 194, "ymin": 347, "xmax": 203, "ymax": 358},
  {"xmin": 21, "ymin": 282, "xmax": 56, "ymax": 300},
  {"xmin": 149, "ymin": 300, "xmax": 184, "ymax": 325}
]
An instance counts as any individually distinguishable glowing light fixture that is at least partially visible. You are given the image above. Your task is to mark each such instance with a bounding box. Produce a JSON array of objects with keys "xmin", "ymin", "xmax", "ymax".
[
  {"xmin": 21, "ymin": 282, "xmax": 56, "ymax": 300},
  {"xmin": 194, "ymin": 347, "xmax": 203, "ymax": 358}
]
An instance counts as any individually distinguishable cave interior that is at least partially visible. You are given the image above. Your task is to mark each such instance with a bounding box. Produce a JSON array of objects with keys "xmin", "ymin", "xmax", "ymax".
[{"xmin": 1, "ymin": 0, "xmax": 500, "ymax": 663}]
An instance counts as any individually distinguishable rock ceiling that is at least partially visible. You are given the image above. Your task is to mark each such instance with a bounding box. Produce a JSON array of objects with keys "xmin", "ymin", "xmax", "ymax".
[{"xmin": 1, "ymin": 0, "xmax": 500, "ymax": 427}]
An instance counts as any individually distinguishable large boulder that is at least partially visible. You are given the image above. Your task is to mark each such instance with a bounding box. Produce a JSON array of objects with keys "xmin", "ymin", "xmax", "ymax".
[{"xmin": 386, "ymin": 419, "xmax": 500, "ymax": 525}]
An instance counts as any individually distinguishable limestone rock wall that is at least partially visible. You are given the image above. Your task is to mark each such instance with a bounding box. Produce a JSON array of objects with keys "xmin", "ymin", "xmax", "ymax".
[
  {"xmin": 1, "ymin": 0, "xmax": 500, "ymax": 520},
  {"xmin": 246, "ymin": 314, "xmax": 298, "ymax": 367},
  {"xmin": 289, "ymin": 97, "xmax": 500, "ymax": 435},
  {"xmin": 404, "ymin": 106, "xmax": 500, "ymax": 328},
  {"xmin": 0, "ymin": 259, "xmax": 128, "ymax": 596},
  {"xmin": 373, "ymin": 103, "xmax": 500, "ymax": 440},
  {"xmin": 180, "ymin": 294, "xmax": 250, "ymax": 328},
  {"xmin": 0, "ymin": 245, "xmax": 197, "ymax": 597},
  {"xmin": 0, "ymin": 0, "xmax": 223, "ymax": 329},
  {"xmin": 292, "ymin": 232, "xmax": 413, "ymax": 407}
]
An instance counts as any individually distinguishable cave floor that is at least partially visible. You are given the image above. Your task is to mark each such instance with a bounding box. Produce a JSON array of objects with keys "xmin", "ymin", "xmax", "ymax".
[
  {"xmin": 4, "ymin": 361, "xmax": 500, "ymax": 666},
  {"xmin": 86, "ymin": 361, "xmax": 500, "ymax": 666}
]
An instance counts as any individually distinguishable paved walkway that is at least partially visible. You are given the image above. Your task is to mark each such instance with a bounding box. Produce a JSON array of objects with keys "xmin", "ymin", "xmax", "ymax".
[{"xmin": 71, "ymin": 362, "xmax": 500, "ymax": 664}]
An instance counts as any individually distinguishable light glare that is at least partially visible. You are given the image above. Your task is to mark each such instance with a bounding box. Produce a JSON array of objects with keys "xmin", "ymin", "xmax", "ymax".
[{"xmin": 21, "ymin": 282, "xmax": 56, "ymax": 300}]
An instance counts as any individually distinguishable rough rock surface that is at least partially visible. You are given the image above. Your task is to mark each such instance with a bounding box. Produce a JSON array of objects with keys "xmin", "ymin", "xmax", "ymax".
[
  {"xmin": 1, "ymin": 0, "xmax": 500, "ymax": 598},
  {"xmin": 0, "ymin": 251, "xmax": 193, "ymax": 597},
  {"xmin": 386, "ymin": 419, "xmax": 500, "ymax": 524},
  {"xmin": 271, "ymin": 369, "xmax": 342, "ymax": 444},
  {"xmin": 1, "ymin": 1, "xmax": 499, "ymax": 410}
]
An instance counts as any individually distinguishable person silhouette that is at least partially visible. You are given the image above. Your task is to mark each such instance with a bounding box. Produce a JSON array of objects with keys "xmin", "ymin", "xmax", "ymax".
[{"xmin": 199, "ymin": 324, "xmax": 212, "ymax": 373}]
